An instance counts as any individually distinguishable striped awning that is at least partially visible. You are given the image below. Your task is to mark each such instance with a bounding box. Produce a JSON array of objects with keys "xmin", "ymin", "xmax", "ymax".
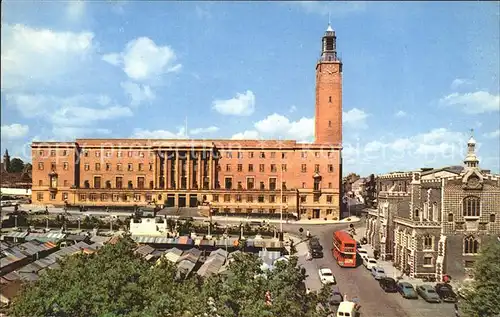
[
  {"xmin": 3, "ymin": 231, "xmax": 29, "ymax": 239},
  {"xmin": 131, "ymin": 235, "xmax": 157, "ymax": 244}
]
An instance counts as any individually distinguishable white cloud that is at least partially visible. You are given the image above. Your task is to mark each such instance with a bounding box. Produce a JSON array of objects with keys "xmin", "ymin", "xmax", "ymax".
[
  {"xmin": 190, "ymin": 126, "xmax": 219, "ymax": 135},
  {"xmin": 439, "ymin": 91, "xmax": 500, "ymax": 114},
  {"xmin": 1, "ymin": 24, "xmax": 94, "ymax": 90},
  {"xmin": 450, "ymin": 78, "xmax": 472, "ymax": 90},
  {"xmin": 483, "ymin": 129, "xmax": 500, "ymax": 139},
  {"xmin": 1, "ymin": 124, "xmax": 29, "ymax": 140},
  {"xmin": 66, "ymin": 1, "xmax": 86, "ymax": 21},
  {"xmin": 131, "ymin": 127, "xmax": 187, "ymax": 139},
  {"xmin": 343, "ymin": 108, "xmax": 369, "ymax": 129},
  {"xmin": 289, "ymin": 105, "xmax": 297, "ymax": 113},
  {"xmin": 121, "ymin": 81, "xmax": 155, "ymax": 107},
  {"xmin": 50, "ymin": 105, "xmax": 133, "ymax": 127},
  {"xmin": 394, "ymin": 110, "xmax": 407, "ymax": 117},
  {"xmin": 102, "ymin": 37, "xmax": 182, "ymax": 81},
  {"xmin": 231, "ymin": 130, "xmax": 261, "ymax": 140},
  {"xmin": 212, "ymin": 90, "xmax": 256, "ymax": 116}
]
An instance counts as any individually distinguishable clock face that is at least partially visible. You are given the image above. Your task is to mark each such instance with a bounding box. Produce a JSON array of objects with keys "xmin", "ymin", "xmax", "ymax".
[
  {"xmin": 467, "ymin": 177, "xmax": 479, "ymax": 187},
  {"xmin": 322, "ymin": 64, "xmax": 338, "ymax": 75}
]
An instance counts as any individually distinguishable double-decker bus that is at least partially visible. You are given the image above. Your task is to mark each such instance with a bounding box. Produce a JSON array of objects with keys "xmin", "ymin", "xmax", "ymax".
[{"xmin": 332, "ymin": 230, "xmax": 357, "ymax": 267}]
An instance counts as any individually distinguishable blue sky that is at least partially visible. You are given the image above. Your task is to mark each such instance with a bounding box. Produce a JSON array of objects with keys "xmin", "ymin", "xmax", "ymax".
[{"xmin": 1, "ymin": 1, "xmax": 499, "ymax": 176}]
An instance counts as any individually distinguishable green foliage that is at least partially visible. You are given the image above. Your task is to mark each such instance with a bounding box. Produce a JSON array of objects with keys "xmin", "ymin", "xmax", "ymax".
[
  {"xmin": 10, "ymin": 237, "xmax": 331, "ymax": 317},
  {"xmin": 461, "ymin": 239, "xmax": 500, "ymax": 317},
  {"xmin": 9, "ymin": 158, "xmax": 25, "ymax": 173}
]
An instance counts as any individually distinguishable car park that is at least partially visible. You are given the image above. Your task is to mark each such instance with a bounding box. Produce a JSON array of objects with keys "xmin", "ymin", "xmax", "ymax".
[
  {"xmin": 379, "ymin": 277, "xmax": 398, "ymax": 293},
  {"xmin": 371, "ymin": 266, "xmax": 386, "ymax": 280},
  {"xmin": 329, "ymin": 285, "xmax": 344, "ymax": 306},
  {"xmin": 416, "ymin": 284, "xmax": 441, "ymax": 303},
  {"xmin": 363, "ymin": 257, "xmax": 378, "ymax": 270},
  {"xmin": 435, "ymin": 283, "xmax": 458, "ymax": 303},
  {"xmin": 318, "ymin": 267, "xmax": 336, "ymax": 285},
  {"xmin": 397, "ymin": 282, "xmax": 418, "ymax": 299}
]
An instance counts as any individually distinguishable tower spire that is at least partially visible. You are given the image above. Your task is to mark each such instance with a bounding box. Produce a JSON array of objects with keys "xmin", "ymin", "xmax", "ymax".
[
  {"xmin": 464, "ymin": 128, "xmax": 479, "ymax": 169},
  {"xmin": 327, "ymin": 13, "xmax": 333, "ymax": 32}
]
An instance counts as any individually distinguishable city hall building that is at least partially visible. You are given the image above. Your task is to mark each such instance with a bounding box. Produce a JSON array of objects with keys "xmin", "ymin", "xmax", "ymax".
[{"xmin": 31, "ymin": 25, "xmax": 344, "ymax": 220}]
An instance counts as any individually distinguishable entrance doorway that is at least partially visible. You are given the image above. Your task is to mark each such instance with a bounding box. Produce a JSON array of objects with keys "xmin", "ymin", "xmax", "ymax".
[
  {"xmin": 166, "ymin": 194, "xmax": 175, "ymax": 207},
  {"xmin": 189, "ymin": 195, "xmax": 198, "ymax": 207},
  {"xmin": 313, "ymin": 209, "xmax": 321, "ymax": 219},
  {"xmin": 178, "ymin": 194, "xmax": 186, "ymax": 207}
]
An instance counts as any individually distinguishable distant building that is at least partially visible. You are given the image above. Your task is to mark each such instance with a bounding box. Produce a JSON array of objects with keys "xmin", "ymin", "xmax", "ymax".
[
  {"xmin": 365, "ymin": 135, "xmax": 500, "ymax": 281},
  {"xmin": 0, "ymin": 150, "xmax": 32, "ymax": 189}
]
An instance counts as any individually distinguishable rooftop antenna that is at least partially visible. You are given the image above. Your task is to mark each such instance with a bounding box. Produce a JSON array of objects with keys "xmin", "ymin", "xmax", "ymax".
[{"xmin": 328, "ymin": 12, "xmax": 331, "ymax": 26}]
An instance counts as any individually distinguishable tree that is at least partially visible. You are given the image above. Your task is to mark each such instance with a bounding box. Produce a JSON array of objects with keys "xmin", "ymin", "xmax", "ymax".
[
  {"xmin": 461, "ymin": 239, "xmax": 500, "ymax": 317},
  {"xmin": 9, "ymin": 158, "xmax": 24, "ymax": 173},
  {"xmin": 10, "ymin": 237, "xmax": 331, "ymax": 317},
  {"xmin": 363, "ymin": 174, "xmax": 377, "ymax": 208}
]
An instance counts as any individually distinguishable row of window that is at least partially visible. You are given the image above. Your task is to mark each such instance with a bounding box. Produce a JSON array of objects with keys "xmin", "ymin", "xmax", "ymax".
[
  {"xmin": 221, "ymin": 163, "xmax": 334, "ymax": 173},
  {"xmin": 36, "ymin": 192, "xmax": 154, "ymax": 202},
  {"xmin": 412, "ymin": 196, "xmax": 486, "ymax": 220},
  {"xmin": 223, "ymin": 151, "xmax": 335, "ymax": 159},
  {"xmin": 212, "ymin": 193, "xmax": 333, "ymax": 203},
  {"xmin": 212, "ymin": 207, "xmax": 335, "ymax": 215}
]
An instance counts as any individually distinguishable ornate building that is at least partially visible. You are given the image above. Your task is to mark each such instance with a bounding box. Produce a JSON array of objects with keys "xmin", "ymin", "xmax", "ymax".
[
  {"xmin": 31, "ymin": 24, "xmax": 344, "ymax": 220},
  {"xmin": 365, "ymin": 136, "xmax": 500, "ymax": 280}
]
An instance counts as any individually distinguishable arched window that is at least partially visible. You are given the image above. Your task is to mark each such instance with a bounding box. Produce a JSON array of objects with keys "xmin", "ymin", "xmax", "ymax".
[
  {"xmin": 490, "ymin": 214, "xmax": 496, "ymax": 223},
  {"xmin": 414, "ymin": 209, "xmax": 420, "ymax": 219},
  {"xmin": 105, "ymin": 181, "xmax": 111, "ymax": 189},
  {"xmin": 463, "ymin": 196, "xmax": 480, "ymax": 217},
  {"xmin": 423, "ymin": 235, "xmax": 433, "ymax": 250},
  {"xmin": 447, "ymin": 213, "xmax": 454, "ymax": 222},
  {"xmin": 464, "ymin": 236, "xmax": 479, "ymax": 254},
  {"xmin": 432, "ymin": 203, "xmax": 438, "ymax": 221}
]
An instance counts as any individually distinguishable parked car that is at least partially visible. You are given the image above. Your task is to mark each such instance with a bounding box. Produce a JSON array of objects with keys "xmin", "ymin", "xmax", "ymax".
[
  {"xmin": 318, "ymin": 267, "xmax": 336, "ymax": 285},
  {"xmin": 379, "ymin": 277, "xmax": 398, "ymax": 293},
  {"xmin": 371, "ymin": 266, "xmax": 386, "ymax": 280},
  {"xmin": 308, "ymin": 238, "xmax": 324, "ymax": 258},
  {"xmin": 435, "ymin": 283, "xmax": 458, "ymax": 303},
  {"xmin": 357, "ymin": 248, "xmax": 369, "ymax": 259},
  {"xmin": 363, "ymin": 257, "xmax": 378, "ymax": 270},
  {"xmin": 329, "ymin": 285, "xmax": 344, "ymax": 306},
  {"xmin": 416, "ymin": 284, "xmax": 441, "ymax": 303},
  {"xmin": 397, "ymin": 282, "xmax": 418, "ymax": 299}
]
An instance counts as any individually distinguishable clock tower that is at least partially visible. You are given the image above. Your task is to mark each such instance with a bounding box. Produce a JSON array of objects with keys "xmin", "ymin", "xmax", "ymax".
[{"xmin": 314, "ymin": 23, "xmax": 343, "ymax": 145}]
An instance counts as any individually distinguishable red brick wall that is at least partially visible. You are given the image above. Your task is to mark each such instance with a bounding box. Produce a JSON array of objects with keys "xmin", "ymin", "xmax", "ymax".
[{"xmin": 315, "ymin": 61, "xmax": 342, "ymax": 146}]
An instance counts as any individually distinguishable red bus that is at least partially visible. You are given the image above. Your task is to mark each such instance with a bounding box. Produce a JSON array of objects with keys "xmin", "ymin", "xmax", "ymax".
[{"xmin": 332, "ymin": 231, "xmax": 357, "ymax": 267}]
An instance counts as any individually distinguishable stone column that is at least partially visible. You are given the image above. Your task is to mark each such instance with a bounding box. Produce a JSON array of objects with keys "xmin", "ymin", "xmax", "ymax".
[
  {"xmin": 187, "ymin": 151, "xmax": 191, "ymax": 190},
  {"xmin": 164, "ymin": 151, "xmax": 168, "ymax": 190},
  {"xmin": 209, "ymin": 152, "xmax": 214, "ymax": 190},
  {"xmin": 198, "ymin": 153, "xmax": 202, "ymax": 189},
  {"xmin": 176, "ymin": 150, "xmax": 180, "ymax": 189}
]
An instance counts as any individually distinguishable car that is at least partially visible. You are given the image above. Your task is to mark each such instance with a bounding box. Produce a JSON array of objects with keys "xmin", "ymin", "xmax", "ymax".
[
  {"xmin": 357, "ymin": 248, "xmax": 369, "ymax": 259},
  {"xmin": 397, "ymin": 282, "xmax": 418, "ymax": 299},
  {"xmin": 329, "ymin": 285, "xmax": 344, "ymax": 306},
  {"xmin": 371, "ymin": 266, "xmax": 386, "ymax": 280},
  {"xmin": 379, "ymin": 277, "xmax": 398, "ymax": 293},
  {"xmin": 435, "ymin": 283, "xmax": 458, "ymax": 303},
  {"xmin": 416, "ymin": 284, "xmax": 442, "ymax": 303},
  {"xmin": 308, "ymin": 239, "xmax": 324, "ymax": 258},
  {"xmin": 363, "ymin": 257, "xmax": 378, "ymax": 270},
  {"xmin": 309, "ymin": 237, "xmax": 323, "ymax": 251},
  {"xmin": 318, "ymin": 267, "xmax": 336, "ymax": 285}
]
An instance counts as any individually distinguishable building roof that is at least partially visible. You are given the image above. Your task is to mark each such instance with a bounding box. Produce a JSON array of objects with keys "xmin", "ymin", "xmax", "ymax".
[{"xmin": 135, "ymin": 245, "xmax": 155, "ymax": 257}]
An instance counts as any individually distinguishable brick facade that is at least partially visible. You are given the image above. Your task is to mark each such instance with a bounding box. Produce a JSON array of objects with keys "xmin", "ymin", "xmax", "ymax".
[{"xmin": 30, "ymin": 26, "xmax": 344, "ymax": 221}]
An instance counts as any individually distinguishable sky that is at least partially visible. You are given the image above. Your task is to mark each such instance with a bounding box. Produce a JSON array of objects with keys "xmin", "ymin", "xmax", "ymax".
[{"xmin": 1, "ymin": 1, "xmax": 499, "ymax": 176}]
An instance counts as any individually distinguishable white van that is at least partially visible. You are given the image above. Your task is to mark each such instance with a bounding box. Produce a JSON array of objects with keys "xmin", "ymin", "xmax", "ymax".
[{"xmin": 336, "ymin": 301, "xmax": 359, "ymax": 317}]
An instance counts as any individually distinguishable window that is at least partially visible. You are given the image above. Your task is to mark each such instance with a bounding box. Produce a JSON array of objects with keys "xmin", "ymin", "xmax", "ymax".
[
  {"xmin": 423, "ymin": 235, "xmax": 433, "ymax": 250},
  {"xmin": 423, "ymin": 255, "xmax": 433, "ymax": 266},
  {"xmin": 315, "ymin": 152, "xmax": 320, "ymax": 158},
  {"xmin": 269, "ymin": 178, "xmax": 277, "ymax": 190},
  {"xmin": 79, "ymin": 194, "xmax": 86, "ymax": 201},
  {"xmin": 105, "ymin": 180, "xmax": 111, "ymax": 189},
  {"xmin": 247, "ymin": 195, "xmax": 253, "ymax": 202},
  {"xmin": 146, "ymin": 194, "xmax": 152, "ymax": 201},
  {"xmin": 94, "ymin": 176, "xmax": 101, "ymax": 189},
  {"xmin": 105, "ymin": 151, "xmax": 111, "ymax": 157},
  {"xmin": 237, "ymin": 164, "xmax": 243, "ymax": 172},
  {"xmin": 260, "ymin": 181, "xmax": 265, "ymax": 190},
  {"xmin": 490, "ymin": 214, "xmax": 496, "ymax": 223},
  {"xmin": 237, "ymin": 152, "xmax": 243, "ymax": 159},
  {"xmin": 464, "ymin": 236, "xmax": 479, "ymax": 254},
  {"xmin": 128, "ymin": 163, "xmax": 133, "ymax": 171},
  {"xmin": 463, "ymin": 196, "xmax": 480, "ymax": 217},
  {"xmin": 326, "ymin": 195, "xmax": 333, "ymax": 203},
  {"xmin": 248, "ymin": 164, "xmax": 254, "ymax": 172},
  {"xmin": 50, "ymin": 150, "xmax": 56, "ymax": 157},
  {"xmin": 315, "ymin": 164, "xmax": 320, "ymax": 173},
  {"xmin": 226, "ymin": 164, "xmax": 231, "ymax": 172},
  {"xmin": 283, "ymin": 195, "xmax": 287, "ymax": 203},
  {"xmin": 328, "ymin": 182, "xmax": 332, "ymax": 189},
  {"xmin": 51, "ymin": 162, "xmax": 56, "ymax": 170},
  {"xmin": 258, "ymin": 195, "xmax": 264, "ymax": 203},
  {"xmin": 301, "ymin": 164, "xmax": 307, "ymax": 173},
  {"xmin": 127, "ymin": 181, "xmax": 133, "ymax": 189},
  {"xmin": 328, "ymin": 96, "xmax": 332, "ymax": 103},
  {"xmin": 313, "ymin": 194, "xmax": 320, "ymax": 202},
  {"xmin": 128, "ymin": 151, "xmax": 133, "ymax": 157},
  {"xmin": 326, "ymin": 209, "xmax": 332, "ymax": 215},
  {"xmin": 84, "ymin": 151, "xmax": 89, "ymax": 157},
  {"xmin": 301, "ymin": 152, "xmax": 307, "ymax": 158},
  {"xmin": 236, "ymin": 194, "xmax": 242, "ymax": 202},
  {"xmin": 248, "ymin": 152, "xmax": 254, "ymax": 158},
  {"xmin": 117, "ymin": 151, "xmax": 122, "ymax": 157},
  {"xmin": 224, "ymin": 194, "xmax": 231, "ymax": 202},
  {"xmin": 271, "ymin": 164, "xmax": 277, "ymax": 172},
  {"xmin": 49, "ymin": 192, "xmax": 56, "ymax": 200},
  {"xmin": 225, "ymin": 177, "xmax": 232, "ymax": 189},
  {"xmin": 62, "ymin": 192, "xmax": 68, "ymax": 201},
  {"xmin": 134, "ymin": 194, "xmax": 141, "ymax": 202},
  {"xmin": 139, "ymin": 151, "xmax": 144, "ymax": 158},
  {"xmin": 282, "ymin": 181, "xmax": 287, "ymax": 190},
  {"xmin": 260, "ymin": 152, "xmax": 265, "ymax": 158},
  {"xmin": 302, "ymin": 182, "xmax": 306, "ymax": 188},
  {"xmin": 269, "ymin": 195, "xmax": 276, "ymax": 203},
  {"xmin": 247, "ymin": 177, "xmax": 254, "ymax": 189},
  {"xmin": 237, "ymin": 181, "xmax": 243, "ymax": 189},
  {"xmin": 95, "ymin": 163, "xmax": 101, "ymax": 171},
  {"xmin": 328, "ymin": 120, "xmax": 332, "ymax": 127},
  {"xmin": 225, "ymin": 152, "xmax": 232, "ymax": 158},
  {"xmin": 282, "ymin": 164, "xmax": 287, "ymax": 172},
  {"xmin": 149, "ymin": 163, "xmax": 153, "ymax": 171},
  {"xmin": 84, "ymin": 164, "xmax": 90, "ymax": 171},
  {"xmin": 328, "ymin": 152, "xmax": 333, "ymax": 158},
  {"xmin": 37, "ymin": 192, "xmax": 44, "ymax": 201},
  {"xmin": 448, "ymin": 213, "xmax": 454, "ymax": 222},
  {"xmin": 138, "ymin": 163, "xmax": 144, "ymax": 171},
  {"xmin": 149, "ymin": 181, "xmax": 154, "ymax": 189},
  {"xmin": 137, "ymin": 177, "xmax": 145, "ymax": 189},
  {"xmin": 84, "ymin": 180, "xmax": 90, "ymax": 189},
  {"xmin": 106, "ymin": 163, "xmax": 111, "ymax": 171},
  {"xmin": 38, "ymin": 162, "xmax": 44, "ymax": 170},
  {"xmin": 38, "ymin": 180, "xmax": 43, "ymax": 186},
  {"xmin": 213, "ymin": 195, "xmax": 219, "ymax": 202},
  {"xmin": 259, "ymin": 164, "xmax": 265, "ymax": 172},
  {"xmin": 414, "ymin": 209, "xmax": 419, "ymax": 219},
  {"xmin": 282, "ymin": 152, "xmax": 286, "ymax": 159},
  {"xmin": 95, "ymin": 151, "xmax": 101, "ymax": 157},
  {"xmin": 328, "ymin": 164, "xmax": 333, "ymax": 173},
  {"xmin": 116, "ymin": 177, "xmax": 123, "ymax": 189},
  {"xmin": 300, "ymin": 196, "xmax": 307, "ymax": 203},
  {"xmin": 117, "ymin": 164, "xmax": 122, "ymax": 171},
  {"xmin": 270, "ymin": 152, "xmax": 276, "ymax": 158},
  {"xmin": 63, "ymin": 162, "xmax": 69, "ymax": 170}
]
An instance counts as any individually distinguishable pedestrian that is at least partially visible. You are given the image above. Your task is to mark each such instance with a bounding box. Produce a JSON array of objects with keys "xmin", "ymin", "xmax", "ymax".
[
  {"xmin": 306, "ymin": 230, "xmax": 310, "ymax": 238},
  {"xmin": 306, "ymin": 251, "xmax": 312, "ymax": 261}
]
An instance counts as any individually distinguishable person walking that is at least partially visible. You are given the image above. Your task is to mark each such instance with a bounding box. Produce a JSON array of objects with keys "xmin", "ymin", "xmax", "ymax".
[{"xmin": 306, "ymin": 250, "xmax": 312, "ymax": 261}]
